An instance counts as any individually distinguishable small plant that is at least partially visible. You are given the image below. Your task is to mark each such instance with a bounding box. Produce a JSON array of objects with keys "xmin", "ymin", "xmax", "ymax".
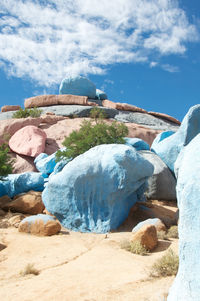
[
  {"xmin": 56, "ymin": 107, "xmax": 128, "ymax": 161},
  {"xmin": 12, "ymin": 107, "xmax": 42, "ymax": 118},
  {"xmin": 150, "ymin": 249, "xmax": 179, "ymax": 277},
  {"xmin": 157, "ymin": 230, "xmax": 169, "ymax": 240},
  {"xmin": 20, "ymin": 263, "xmax": 39, "ymax": 276},
  {"xmin": 121, "ymin": 239, "xmax": 149, "ymax": 256},
  {"xmin": 0, "ymin": 143, "xmax": 13, "ymax": 180},
  {"xmin": 89, "ymin": 107, "xmax": 107, "ymax": 122},
  {"xmin": 167, "ymin": 226, "xmax": 178, "ymax": 239}
]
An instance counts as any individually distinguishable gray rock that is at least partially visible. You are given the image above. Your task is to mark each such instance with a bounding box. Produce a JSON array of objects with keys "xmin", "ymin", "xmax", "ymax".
[
  {"xmin": 138, "ymin": 150, "xmax": 176, "ymax": 201},
  {"xmin": 0, "ymin": 105, "xmax": 118, "ymax": 120},
  {"xmin": 115, "ymin": 111, "xmax": 180, "ymax": 131}
]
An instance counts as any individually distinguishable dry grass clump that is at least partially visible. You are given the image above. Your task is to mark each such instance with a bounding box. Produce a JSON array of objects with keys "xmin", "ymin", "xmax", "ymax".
[
  {"xmin": 157, "ymin": 226, "xmax": 178, "ymax": 241},
  {"xmin": 157, "ymin": 230, "xmax": 169, "ymax": 240},
  {"xmin": 167, "ymin": 225, "xmax": 178, "ymax": 239},
  {"xmin": 120, "ymin": 239, "xmax": 149, "ymax": 256},
  {"xmin": 20, "ymin": 263, "xmax": 39, "ymax": 276},
  {"xmin": 150, "ymin": 249, "xmax": 179, "ymax": 277}
]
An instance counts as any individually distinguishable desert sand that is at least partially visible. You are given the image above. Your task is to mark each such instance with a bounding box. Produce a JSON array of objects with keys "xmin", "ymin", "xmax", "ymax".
[{"xmin": 0, "ymin": 201, "xmax": 178, "ymax": 301}]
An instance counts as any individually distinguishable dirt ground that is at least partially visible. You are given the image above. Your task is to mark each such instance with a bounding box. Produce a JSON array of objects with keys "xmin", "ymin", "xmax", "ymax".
[{"xmin": 0, "ymin": 200, "xmax": 178, "ymax": 301}]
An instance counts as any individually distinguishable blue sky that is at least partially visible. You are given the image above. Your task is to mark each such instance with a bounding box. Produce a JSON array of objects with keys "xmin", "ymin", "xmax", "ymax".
[{"xmin": 0, "ymin": 0, "xmax": 200, "ymax": 121}]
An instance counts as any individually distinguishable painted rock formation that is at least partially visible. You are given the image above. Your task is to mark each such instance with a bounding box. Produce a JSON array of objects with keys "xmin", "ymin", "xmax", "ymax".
[
  {"xmin": 42, "ymin": 144, "xmax": 154, "ymax": 233},
  {"xmin": 168, "ymin": 134, "xmax": 200, "ymax": 300}
]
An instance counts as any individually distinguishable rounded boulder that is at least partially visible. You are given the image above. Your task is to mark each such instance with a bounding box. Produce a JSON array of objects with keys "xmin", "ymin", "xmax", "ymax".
[{"xmin": 59, "ymin": 76, "xmax": 96, "ymax": 99}]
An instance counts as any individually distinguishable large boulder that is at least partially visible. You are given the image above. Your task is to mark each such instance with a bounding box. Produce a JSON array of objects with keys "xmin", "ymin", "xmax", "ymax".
[
  {"xmin": 3, "ymin": 191, "xmax": 44, "ymax": 215},
  {"xmin": 42, "ymin": 144, "xmax": 154, "ymax": 233},
  {"xmin": 24, "ymin": 94, "xmax": 98, "ymax": 109},
  {"xmin": 139, "ymin": 150, "xmax": 176, "ymax": 200},
  {"xmin": 168, "ymin": 134, "xmax": 200, "ymax": 300},
  {"xmin": 59, "ymin": 76, "xmax": 96, "ymax": 99},
  {"xmin": 151, "ymin": 105, "xmax": 200, "ymax": 172},
  {"xmin": 18, "ymin": 214, "xmax": 61, "ymax": 236},
  {"xmin": 9, "ymin": 125, "xmax": 47, "ymax": 157},
  {"xmin": 0, "ymin": 172, "xmax": 45, "ymax": 198}
]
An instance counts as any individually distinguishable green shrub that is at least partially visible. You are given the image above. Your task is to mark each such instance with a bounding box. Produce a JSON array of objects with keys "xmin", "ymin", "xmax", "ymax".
[
  {"xmin": 12, "ymin": 107, "xmax": 42, "ymax": 118},
  {"xmin": 167, "ymin": 226, "xmax": 178, "ymax": 239},
  {"xmin": 120, "ymin": 239, "xmax": 149, "ymax": 256},
  {"xmin": 20, "ymin": 263, "xmax": 39, "ymax": 276},
  {"xmin": 0, "ymin": 143, "xmax": 13, "ymax": 180},
  {"xmin": 56, "ymin": 107, "xmax": 128, "ymax": 161},
  {"xmin": 150, "ymin": 249, "xmax": 179, "ymax": 277}
]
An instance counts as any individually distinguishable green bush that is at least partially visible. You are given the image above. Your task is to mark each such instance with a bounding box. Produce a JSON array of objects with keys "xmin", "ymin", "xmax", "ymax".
[
  {"xmin": 56, "ymin": 107, "xmax": 128, "ymax": 161},
  {"xmin": 12, "ymin": 107, "xmax": 42, "ymax": 118},
  {"xmin": 150, "ymin": 249, "xmax": 179, "ymax": 277},
  {"xmin": 0, "ymin": 143, "xmax": 13, "ymax": 180}
]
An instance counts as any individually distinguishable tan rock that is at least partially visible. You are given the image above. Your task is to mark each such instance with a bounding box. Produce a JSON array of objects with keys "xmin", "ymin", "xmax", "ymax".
[
  {"xmin": 8, "ymin": 214, "xmax": 26, "ymax": 228},
  {"xmin": 9, "ymin": 125, "xmax": 47, "ymax": 157},
  {"xmin": 19, "ymin": 216, "xmax": 61, "ymax": 236},
  {"xmin": 0, "ymin": 195, "xmax": 11, "ymax": 209},
  {"xmin": 102, "ymin": 99, "xmax": 147, "ymax": 113},
  {"xmin": 3, "ymin": 191, "xmax": 44, "ymax": 215},
  {"xmin": 1, "ymin": 105, "xmax": 21, "ymax": 112},
  {"xmin": 24, "ymin": 94, "xmax": 98, "ymax": 108},
  {"xmin": 148, "ymin": 111, "xmax": 181, "ymax": 125},
  {"xmin": 131, "ymin": 224, "xmax": 158, "ymax": 251},
  {"xmin": 0, "ymin": 209, "xmax": 6, "ymax": 216}
]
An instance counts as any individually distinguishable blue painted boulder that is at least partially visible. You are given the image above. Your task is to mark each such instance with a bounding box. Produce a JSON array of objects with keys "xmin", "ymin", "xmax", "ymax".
[
  {"xmin": 168, "ymin": 134, "xmax": 200, "ymax": 300},
  {"xmin": 0, "ymin": 172, "xmax": 45, "ymax": 198},
  {"xmin": 151, "ymin": 105, "xmax": 200, "ymax": 172},
  {"xmin": 125, "ymin": 137, "xmax": 150, "ymax": 151},
  {"xmin": 96, "ymin": 89, "xmax": 107, "ymax": 100},
  {"xmin": 34, "ymin": 153, "xmax": 56, "ymax": 175},
  {"xmin": 42, "ymin": 144, "xmax": 154, "ymax": 233},
  {"xmin": 59, "ymin": 76, "xmax": 96, "ymax": 99}
]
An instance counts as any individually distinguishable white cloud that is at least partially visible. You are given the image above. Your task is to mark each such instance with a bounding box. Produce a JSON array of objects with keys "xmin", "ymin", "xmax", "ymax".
[
  {"xmin": 0, "ymin": 0, "xmax": 198, "ymax": 86},
  {"xmin": 161, "ymin": 64, "xmax": 180, "ymax": 73},
  {"xmin": 150, "ymin": 61, "xmax": 158, "ymax": 68}
]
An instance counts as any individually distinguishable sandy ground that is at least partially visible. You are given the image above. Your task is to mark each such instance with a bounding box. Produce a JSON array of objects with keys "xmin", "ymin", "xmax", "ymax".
[{"xmin": 0, "ymin": 201, "xmax": 178, "ymax": 301}]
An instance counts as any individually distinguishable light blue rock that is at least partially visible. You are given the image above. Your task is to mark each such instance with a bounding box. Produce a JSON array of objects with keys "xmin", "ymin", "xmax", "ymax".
[
  {"xmin": 151, "ymin": 131, "xmax": 175, "ymax": 144},
  {"xmin": 21, "ymin": 214, "xmax": 56, "ymax": 225},
  {"xmin": 132, "ymin": 218, "xmax": 163, "ymax": 232},
  {"xmin": 168, "ymin": 133, "xmax": 200, "ymax": 300},
  {"xmin": 151, "ymin": 105, "xmax": 200, "ymax": 172},
  {"xmin": 125, "ymin": 137, "xmax": 150, "ymax": 151},
  {"xmin": 34, "ymin": 153, "xmax": 56, "ymax": 175},
  {"xmin": 96, "ymin": 89, "xmax": 107, "ymax": 100},
  {"xmin": 42, "ymin": 144, "xmax": 154, "ymax": 233},
  {"xmin": 0, "ymin": 172, "xmax": 45, "ymax": 198},
  {"xmin": 59, "ymin": 76, "xmax": 96, "ymax": 98}
]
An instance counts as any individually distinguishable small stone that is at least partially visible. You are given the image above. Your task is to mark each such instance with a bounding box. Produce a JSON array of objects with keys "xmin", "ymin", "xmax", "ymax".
[{"xmin": 131, "ymin": 224, "xmax": 158, "ymax": 251}]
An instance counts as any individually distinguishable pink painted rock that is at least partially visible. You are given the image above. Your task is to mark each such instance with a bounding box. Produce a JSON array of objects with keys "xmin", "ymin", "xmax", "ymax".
[
  {"xmin": 1, "ymin": 105, "xmax": 21, "ymax": 112},
  {"xmin": 9, "ymin": 125, "xmax": 47, "ymax": 157},
  {"xmin": 24, "ymin": 94, "xmax": 98, "ymax": 108},
  {"xmin": 102, "ymin": 99, "xmax": 147, "ymax": 113},
  {"xmin": 148, "ymin": 111, "xmax": 181, "ymax": 125}
]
